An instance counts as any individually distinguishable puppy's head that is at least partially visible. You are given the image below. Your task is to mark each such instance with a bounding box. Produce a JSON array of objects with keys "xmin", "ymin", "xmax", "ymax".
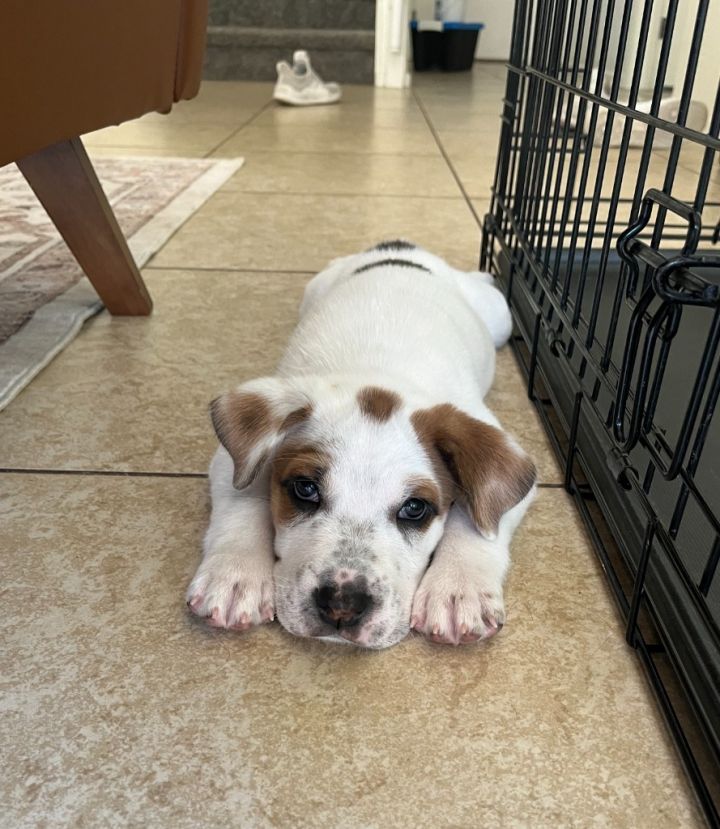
[{"xmin": 211, "ymin": 379, "xmax": 536, "ymax": 649}]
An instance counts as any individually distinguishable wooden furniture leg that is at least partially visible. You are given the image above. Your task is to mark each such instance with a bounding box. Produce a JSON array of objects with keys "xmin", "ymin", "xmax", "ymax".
[{"xmin": 16, "ymin": 137, "xmax": 152, "ymax": 315}]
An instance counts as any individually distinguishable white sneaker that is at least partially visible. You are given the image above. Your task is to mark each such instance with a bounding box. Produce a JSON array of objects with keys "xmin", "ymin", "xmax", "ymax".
[{"xmin": 273, "ymin": 50, "xmax": 341, "ymax": 106}]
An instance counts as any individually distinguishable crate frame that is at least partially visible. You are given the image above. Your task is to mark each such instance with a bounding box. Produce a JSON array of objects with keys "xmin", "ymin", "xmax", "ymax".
[{"xmin": 481, "ymin": 1, "xmax": 720, "ymax": 824}]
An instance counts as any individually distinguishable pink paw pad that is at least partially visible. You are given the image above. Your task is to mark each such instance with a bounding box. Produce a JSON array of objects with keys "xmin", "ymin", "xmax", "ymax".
[
  {"xmin": 429, "ymin": 626, "xmax": 455, "ymax": 645},
  {"xmin": 229, "ymin": 613, "xmax": 252, "ymax": 631},
  {"xmin": 458, "ymin": 624, "xmax": 481, "ymax": 644},
  {"xmin": 187, "ymin": 595, "xmax": 204, "ymax": 615},
  {"xmin": 206, "ymin": 607, "xmax": 225, "ymax": 628},
  {"xmin": 483, "ymin": 618, "xmax": 503, "ymax": 639}
]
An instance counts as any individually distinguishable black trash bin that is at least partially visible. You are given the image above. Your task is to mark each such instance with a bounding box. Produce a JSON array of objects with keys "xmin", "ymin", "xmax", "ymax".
[{"xmin": 410, "ymin": 21, "xmax": 484, "ymax": 72}]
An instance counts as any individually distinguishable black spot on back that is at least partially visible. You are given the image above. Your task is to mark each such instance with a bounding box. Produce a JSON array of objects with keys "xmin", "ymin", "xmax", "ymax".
[
  {"xmin": 353, "ymin": 258, "xmax": 429, "ymax": 275},
  {"xmin": 371, "ymin": 239, "xmax": 417, "ymax": 251}
]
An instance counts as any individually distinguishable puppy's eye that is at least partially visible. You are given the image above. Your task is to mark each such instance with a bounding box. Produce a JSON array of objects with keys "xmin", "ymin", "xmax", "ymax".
[
  {"xmin": 398, "ymin": 498, "xmax": 428, "ymax": 521},
  {"xmin": 292, "ymin": 479, "xmax": 320, "ymax": 503}
]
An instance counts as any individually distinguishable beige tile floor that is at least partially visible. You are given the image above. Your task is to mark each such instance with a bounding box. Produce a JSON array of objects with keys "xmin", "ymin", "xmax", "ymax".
[{"xmin": 0, "ymin": 65, "xmax": 704, "ymax": 827}]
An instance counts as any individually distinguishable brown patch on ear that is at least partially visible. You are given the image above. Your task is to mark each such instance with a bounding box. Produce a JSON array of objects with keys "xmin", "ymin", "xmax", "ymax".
[
  {"xmin": 412, "ymin": 404, "xmax": 536, "ymax": 537},
  {"xmin": 280, "ymin": 403, "xmax": 313, "ymax": 432},
  {"xmin": 357, "ymin": 386, "xmax": 401, "ymax": 422},
  {"xmin": 270, "ymin": 441, "xmax": 329, "ymax": 527},
  {"xmin": 210, "ymin": 392, "xmax": 273, "ymax": 488},
  {"xmin": 210, "ymin": 394, "xmax": 313, "ymax": 490}
]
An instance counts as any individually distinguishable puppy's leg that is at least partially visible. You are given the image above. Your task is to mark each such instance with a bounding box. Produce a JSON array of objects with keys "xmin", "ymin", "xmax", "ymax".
[
  {"xmin": 410, "ymin": 249, "xmax": 512, "ymax": 348},
  {"xmin": 411, "ymin": 490, "xmax": 534, "ymax": 645},
  {"xmin": 186, "ymin": 450, "xmax": 275, "ymax": 630},
  {"xmin": 454, "ymin": 271, "xmax": 513, "ymax": 348}
]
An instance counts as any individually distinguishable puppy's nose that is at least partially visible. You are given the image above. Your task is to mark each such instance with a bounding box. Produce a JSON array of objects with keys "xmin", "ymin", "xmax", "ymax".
[{"xmin": 314, "ymin": 583, "xmax": 372, "ymax": 629}]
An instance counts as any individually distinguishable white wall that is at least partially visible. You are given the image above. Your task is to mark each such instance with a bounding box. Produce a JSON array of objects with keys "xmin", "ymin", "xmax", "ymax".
[
  {"xmin": 605, "ymin": 0, "xmax": 717, "ymax": 132},
  {"xmin": 375, "ymin": 0, "xmax": 413, "ymax": 87},
  {"xmin": 691, "ymin": 0, "xmax": 719, "ymax": 131},
  {"xmin": 471, "ymin": 1, "xmax": 514, "ymax": 60},
  {"xmin": 411, "ymin": 0, "xmax": 514, "ymax": 60}
]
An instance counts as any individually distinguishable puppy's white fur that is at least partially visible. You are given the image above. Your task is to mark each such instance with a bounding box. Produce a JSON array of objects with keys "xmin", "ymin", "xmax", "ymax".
[{"xmin": 187, "ymin": 244, "xmax": 536, "ymax": 649}]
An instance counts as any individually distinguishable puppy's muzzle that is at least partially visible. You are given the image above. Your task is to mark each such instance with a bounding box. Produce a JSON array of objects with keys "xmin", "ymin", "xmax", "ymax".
[{"xmin": 313, "ymin": 580, "xmax": 373, "ymax": 629}]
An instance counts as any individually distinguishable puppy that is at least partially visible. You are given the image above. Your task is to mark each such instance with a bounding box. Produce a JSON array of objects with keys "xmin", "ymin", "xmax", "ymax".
[{"xmin": 187, "ymin": 241, "xmax": 536, "ymax": 649}]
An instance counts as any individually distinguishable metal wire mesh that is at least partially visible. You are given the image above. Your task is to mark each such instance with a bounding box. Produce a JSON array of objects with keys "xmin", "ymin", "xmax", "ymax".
[{"xmin": 481, "ymin": 1, "xmax": 720, "ymax": 823}]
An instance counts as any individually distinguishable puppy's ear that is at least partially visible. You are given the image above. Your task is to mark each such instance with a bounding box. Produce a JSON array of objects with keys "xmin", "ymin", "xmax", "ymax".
[
  {"xmin": 412, "ymin": 404, "xmax": 536, "ymax": 540},
  {"xmin": 210, "ymin": 378, "xmax": 312, "ymax": 489}
]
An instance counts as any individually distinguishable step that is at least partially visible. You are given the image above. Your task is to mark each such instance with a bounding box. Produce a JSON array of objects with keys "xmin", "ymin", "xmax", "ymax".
[
  {"xmin": 204, "ymin": 26, "xmax": 375, "ymax": 83},
  {"xmin": 209, "ymin": 0, "xmax": 375, "ymax": 30}
]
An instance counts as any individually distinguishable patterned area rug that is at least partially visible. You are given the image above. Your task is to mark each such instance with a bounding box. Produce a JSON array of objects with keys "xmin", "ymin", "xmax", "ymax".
[{"xmin": 0, "ymin": 155, "xmax": 243, "ymax": 410}]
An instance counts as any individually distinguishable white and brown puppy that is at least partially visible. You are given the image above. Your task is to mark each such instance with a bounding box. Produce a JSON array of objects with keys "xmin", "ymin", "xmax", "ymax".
[{"xmin": 187, "ymin": 241, "xmax": 536, "ymax": 649}]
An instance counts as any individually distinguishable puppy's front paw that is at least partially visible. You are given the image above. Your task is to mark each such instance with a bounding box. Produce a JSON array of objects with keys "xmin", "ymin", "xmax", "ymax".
[
  {"xmin": 410, "ymin": 572, "xmax": 505, "ymax": 646},
  {"xmin": 186, "ymin": 553, "xmax": 274, "ymax": 631}
]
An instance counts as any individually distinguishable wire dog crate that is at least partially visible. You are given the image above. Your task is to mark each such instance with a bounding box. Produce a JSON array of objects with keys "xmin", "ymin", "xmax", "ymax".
[{"xmin": 481, "ymin": 1, "xmax": 720, "ymax": 823}]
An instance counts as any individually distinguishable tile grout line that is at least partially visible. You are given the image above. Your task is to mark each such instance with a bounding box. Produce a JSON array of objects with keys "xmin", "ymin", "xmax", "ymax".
[
  {"xmin": 0, "ymin": 468, "xmax": 208, "ymax": 479},
  {"xmin": 86, "ymin": 100, "xmax": 275, "ymax": 160},
  {"xmin": 139, "ymin": 100, "xmax": 277, "ymax": 269},
  {"xmin": 143, "ymin": 265, "xmax": 318, "ymax": 274},
  {"xmin": 91, "ymin": 148, "xmax": 443, "ymax": 159},
  {"xmin": 0, "ymin": 467, "xmax": 564, "ymax": 488},
  {"xmin": 202, "ymin": 98, "xmax": 275, "ymax": 159},
  {"xmin": 208, "ymin": 149, "xmax": 443, "ymax": 158},
  {"xmin": 207, "ymin": 191, "xmax": 470, "ymax": 200},
  {"xmin": 412, "ymin": 88, "xmax": 484, "ymax": 230}
]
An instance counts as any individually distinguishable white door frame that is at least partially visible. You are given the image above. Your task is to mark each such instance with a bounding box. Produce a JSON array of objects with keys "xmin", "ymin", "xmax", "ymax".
[{"xmin": 374, "ymin": 0, "xmax": 412, "ymax": 88}]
